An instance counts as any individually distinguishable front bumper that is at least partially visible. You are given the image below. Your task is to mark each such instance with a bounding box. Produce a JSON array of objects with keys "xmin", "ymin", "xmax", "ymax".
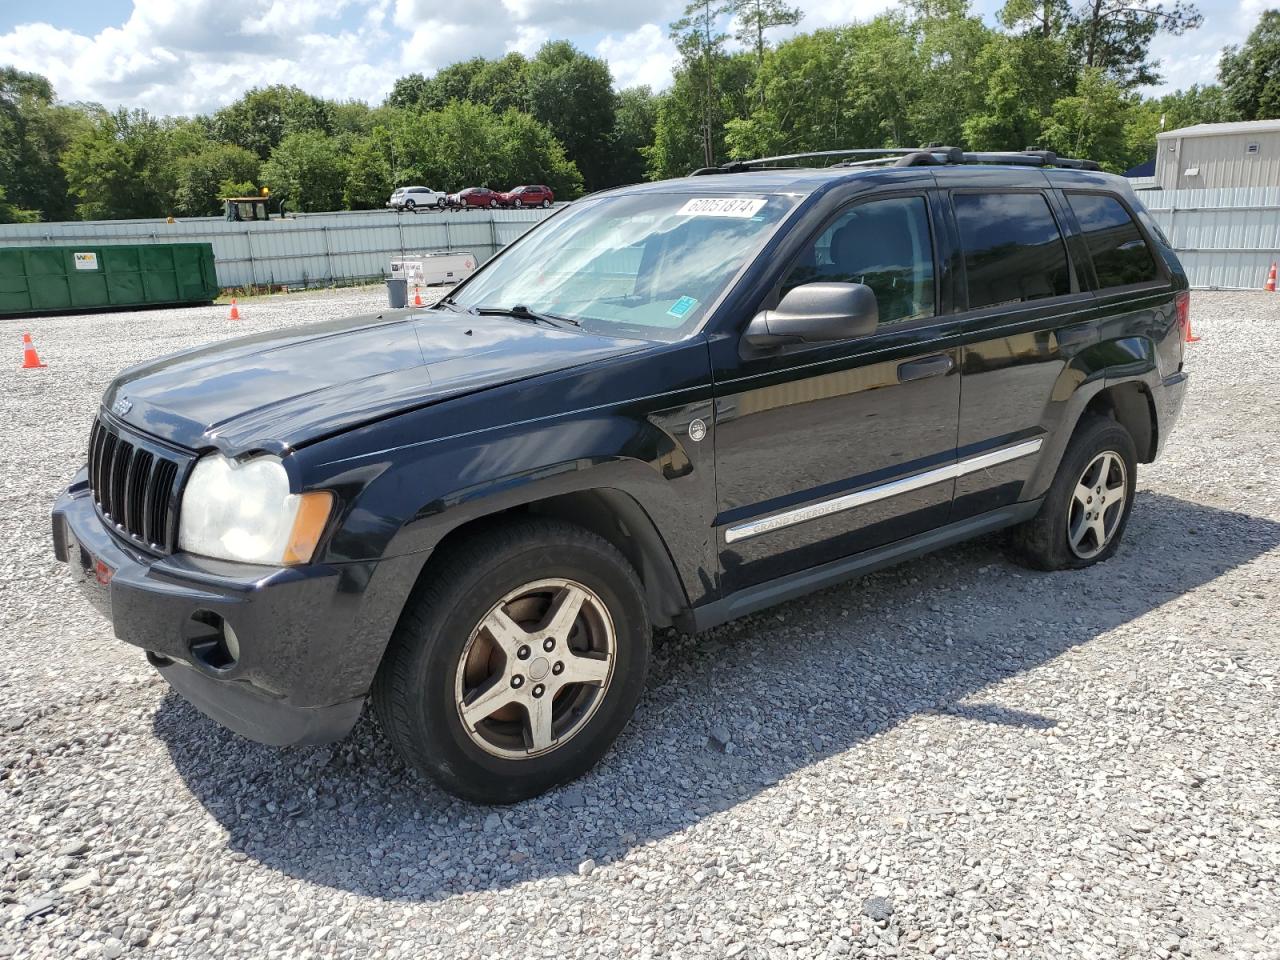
[{"xmin": 51, "ymin": 470, "xmax": 421, "ymax": 746}]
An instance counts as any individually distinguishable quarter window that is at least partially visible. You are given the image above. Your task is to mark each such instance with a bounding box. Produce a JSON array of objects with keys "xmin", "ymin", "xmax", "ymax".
[
  {"xmin": 1067, "ymin": 193, "xmax": 1160, "ymax": 289},
  {"xmin": 781, "ymin": 196, "xmax": 935, "ymax": 325},
  {"xmin": 954, "ymin": 192, "xmax": 1072, "ymax": 309}
]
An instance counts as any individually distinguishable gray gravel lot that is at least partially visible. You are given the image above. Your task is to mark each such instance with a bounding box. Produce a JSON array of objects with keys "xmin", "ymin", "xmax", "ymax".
[{"xmin": 2, "ymin": 287, "xmax": 1278, "ymax": 960}]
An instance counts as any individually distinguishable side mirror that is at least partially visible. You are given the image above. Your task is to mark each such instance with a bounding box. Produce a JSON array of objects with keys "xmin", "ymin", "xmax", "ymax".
[{"xmin": 744, "ymin": 282, "xmax": 879, "ymax": 348}]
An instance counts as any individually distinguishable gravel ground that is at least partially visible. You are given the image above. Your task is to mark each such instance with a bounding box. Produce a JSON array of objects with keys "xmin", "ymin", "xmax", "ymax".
[{"xmin": 1, "ymin": 288, "xmax": 1278, "ymax": 960}]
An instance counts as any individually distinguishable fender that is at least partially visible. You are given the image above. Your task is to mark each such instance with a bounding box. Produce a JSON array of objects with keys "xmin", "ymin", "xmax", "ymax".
[{"xmin": 1022, "ymin": 333, "xmax": 1163, "ymax": 501}]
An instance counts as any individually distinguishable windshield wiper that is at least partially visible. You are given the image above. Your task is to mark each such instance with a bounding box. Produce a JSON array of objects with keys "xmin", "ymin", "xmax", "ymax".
[{"xmin": 470, "ymin": 304, "xmax": 581, "ymax": 328}]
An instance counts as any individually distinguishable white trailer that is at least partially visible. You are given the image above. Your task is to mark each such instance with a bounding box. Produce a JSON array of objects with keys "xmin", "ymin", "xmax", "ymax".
[{"xmin": 390, "ymin": 252, "xmax": 478, "ymax": 287}]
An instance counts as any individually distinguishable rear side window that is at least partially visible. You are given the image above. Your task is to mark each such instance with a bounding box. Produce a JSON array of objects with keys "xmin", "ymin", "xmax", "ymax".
[
  {"xmin": 1067, "ymin": 193, "xmax": 1160, "ymax": 288},
  {"xmin": 954, "ymin": 192, "xmax": 1072, "ymax": 309},
  {"xmin": 781, "ymin": 195, "xmax": 936, "ymax": 325}
]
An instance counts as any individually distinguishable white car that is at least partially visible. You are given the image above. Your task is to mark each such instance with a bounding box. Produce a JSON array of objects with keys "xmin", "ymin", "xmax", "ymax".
[{"xmin": 387, "ymin": 186, "xmax": 446, "ymax": 211}]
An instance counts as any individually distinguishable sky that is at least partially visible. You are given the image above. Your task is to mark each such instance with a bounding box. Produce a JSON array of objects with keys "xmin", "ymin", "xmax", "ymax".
[{"xmin": 0, "ymin": 0, "xmax": 1267, "ymax": 117}]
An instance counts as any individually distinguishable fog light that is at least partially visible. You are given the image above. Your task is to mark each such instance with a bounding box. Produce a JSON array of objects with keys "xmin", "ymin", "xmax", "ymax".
[{"xmin": 187, "ymin": 611, "xmax": 239, "ymax": 671}]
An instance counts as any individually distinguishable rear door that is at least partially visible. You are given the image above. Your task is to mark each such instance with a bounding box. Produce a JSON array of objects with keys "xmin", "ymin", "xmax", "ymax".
[
  {"xmin": 945, "ymin": 180, "xmax": 1095, "ymax": 519},
  {"xmin": 711, "ymin": 188, "xmax": 963, "ymax": 592}
]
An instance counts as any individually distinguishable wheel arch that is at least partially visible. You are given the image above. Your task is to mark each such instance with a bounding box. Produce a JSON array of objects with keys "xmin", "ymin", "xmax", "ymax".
[{"xmin": 395, "ymin": 484, "xmax": 692, "ymax": 632}]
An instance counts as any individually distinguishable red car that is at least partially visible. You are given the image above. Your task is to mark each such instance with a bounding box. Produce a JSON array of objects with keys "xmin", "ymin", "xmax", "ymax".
[
  {"xmin": 450, "ymin": 187, "xmax": 502, "ymax": 209},
  {"xmin": 501, "ymin": 185, "xmax": 555, "ymax": 208}
]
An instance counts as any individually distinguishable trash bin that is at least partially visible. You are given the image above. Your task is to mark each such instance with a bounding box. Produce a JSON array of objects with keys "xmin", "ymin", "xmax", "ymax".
[{"xmin": 386, "ymin": 277, "xmax": 408, "ymax": 308}]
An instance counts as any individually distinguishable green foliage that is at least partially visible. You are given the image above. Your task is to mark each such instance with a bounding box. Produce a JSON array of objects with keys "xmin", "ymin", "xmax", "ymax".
[
  {"xmin": 61, "ymin": 108, "xmax": 176, "ymax": 219},
  {"xmin": 172, "ymin": 142, "xmax": 260, "ymax": 216},
  {"xmin": 1039, "ymin": 68, "xmax": 1135, "ymax": 170},
  {"xmin": 0, "ymin": 67, "xmax": 86, "ymax": 221},
  {"xmin": 526, "ymin": 41, "xmax": 617, "ymax": 190},
  {"xmin": 259, "ymin": 130, "xmax": 346, "ymax": 212},
  {"xmin": 1219, "ymin": 9, "xmax": 1280, "ymax": 119},
  {"xmin": 343, "ymin": 102, "xmax": 583, "ymax": 209},
  {"xmin": 613, "ymin": 86, "xmax": 659, "ymax": 184},
  {"xmin": 211, "ymin": 85, "xmax": 336, "ymax": 160},
  {"xmin": 731, "ymin": 0, "xmax": 803, "ymax": 68},
  {"xmin": 0, "ymin": 185, "xmax": 39, "ymax": 223},
  {"xmin": 652, "ymin": 52, "xmax": 756, "ymax": 176}
]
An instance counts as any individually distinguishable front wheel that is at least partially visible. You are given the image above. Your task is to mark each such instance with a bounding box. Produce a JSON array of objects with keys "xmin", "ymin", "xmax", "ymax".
[
  {"xmin": 372, "ymin": 519, "xmax": 651, "ymax": 803},
  {"xmin": 1010, "ymin": 415, "xmax": 1137, "ymax": 570}
]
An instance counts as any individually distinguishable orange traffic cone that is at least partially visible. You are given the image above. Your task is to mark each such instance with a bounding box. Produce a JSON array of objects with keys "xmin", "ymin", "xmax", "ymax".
[
  {"xmin": 413, "ymin": 285, "xmax": 423, "ymax": 307},
  {"xmin": 228, "ymin": 298, "xmax": 241, "ymax": 320},
  {"xmin": 20, "ymin": 333, "xmax": 46, "ymax": 369},
  {"xmin": 1266, "ymin": 262, "xmax": 1277, "ymax": 293}
]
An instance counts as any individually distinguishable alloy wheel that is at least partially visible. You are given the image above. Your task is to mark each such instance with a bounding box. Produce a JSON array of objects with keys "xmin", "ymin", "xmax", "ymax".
[
  {"xmin": 454, "ymin": 578, "xmax": 616, "ymax": 759},
  {"xmin": 1067, "ymin": 450, "xmax": 1128, "ymax": 559}
]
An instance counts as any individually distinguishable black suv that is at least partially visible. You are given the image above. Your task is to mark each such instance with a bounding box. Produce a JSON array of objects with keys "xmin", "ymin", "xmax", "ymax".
[{"xmin": 53, "ymin": 148, "xmax": 1189, "ymax": 803}]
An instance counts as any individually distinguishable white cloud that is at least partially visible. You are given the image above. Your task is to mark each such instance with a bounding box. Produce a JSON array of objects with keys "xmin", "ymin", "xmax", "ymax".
[
  {"xmin": 0, "ymin": 0, "xmax": 1258, "ymax": 114},
  {"xmin": 595, "ymin": 24, "xmax": 679, "ymax": 91}
]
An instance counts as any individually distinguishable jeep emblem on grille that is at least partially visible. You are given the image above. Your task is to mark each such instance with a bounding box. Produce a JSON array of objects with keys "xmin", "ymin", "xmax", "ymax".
[{"xmin": 111, "ymin": 396, "xmax": 132, "ymax": 416}]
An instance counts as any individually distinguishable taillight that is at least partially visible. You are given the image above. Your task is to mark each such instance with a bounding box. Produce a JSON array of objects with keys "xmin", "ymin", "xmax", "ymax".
[{"xmin": 1175, "ymin": 290, "xmax": 1197, "ymax": 344}]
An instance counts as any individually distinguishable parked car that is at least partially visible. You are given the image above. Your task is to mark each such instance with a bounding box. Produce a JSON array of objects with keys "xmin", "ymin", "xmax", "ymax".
[
  {"xmin": 450, "ymin": 187, "xmax": 502, "ymax": 209},
  {"xmin": 53, "ymin": 147, "xmax": 1189, "ymax": 804},
  {"xmin": 501, "ymin": 185, "xmax": 554, "ymax": 208},
  {"xmin": 387, "ymin": 186, "xmax": 446, "ymax": 211}
]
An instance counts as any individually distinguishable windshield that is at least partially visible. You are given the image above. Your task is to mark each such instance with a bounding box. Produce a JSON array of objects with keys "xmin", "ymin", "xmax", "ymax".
[{"xmin": 448, "ymin": 191, "xmax": 800, "ymax": 340}]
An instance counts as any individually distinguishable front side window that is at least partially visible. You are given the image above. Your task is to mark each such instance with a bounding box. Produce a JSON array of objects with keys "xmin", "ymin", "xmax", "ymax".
[
  {"xmin": 1067, "ymin": 193, "xmax": 1160, "ymax": 289},
  {"xmin": 954, "ymin": 192, "xmax": 1072, "ymax": 309},
  {"xmin": 448, "ymin": 192, "xmax": 799, "ymax": 340},
  {"xmin": 781, "ymin": 195, "xmax": 935, "ymax": 325}
]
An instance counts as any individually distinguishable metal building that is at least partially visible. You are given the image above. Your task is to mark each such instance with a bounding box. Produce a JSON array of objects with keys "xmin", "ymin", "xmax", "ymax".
[{"xmin": 1155, "ymin": 119, "xmax": 1280, "ymax": 191}]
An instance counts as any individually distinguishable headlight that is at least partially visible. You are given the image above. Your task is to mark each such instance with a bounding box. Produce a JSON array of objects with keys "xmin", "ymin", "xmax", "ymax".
[{"xmin": 178, "ymin": 454, "xmax": 333, "ymax": 565}]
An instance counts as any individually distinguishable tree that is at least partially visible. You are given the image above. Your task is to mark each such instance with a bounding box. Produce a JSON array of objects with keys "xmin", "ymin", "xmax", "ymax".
[
  {"xmin": 527, "ymin": 42, "xmax": 617, "ymax": 190},
  {"xmin": 1069, "ymin": 0, "xmax": 1203, "ymax": 88},
  {"xmin": 61, "ymin": 108, "xmax": 176, "ymax": 219},
  {"xmin": 731, "ymin": 0, "xmax": 803, "ymax": 77},
  {"xmin": 670, "ymin": 0, "xmax": 733, "ymax": 167},
  {"xmin": 0, "ymin": 67, "xmax": 86, "ymax": 221},
  {"xmin": 1219, "ymin": 9, "xmax": 1280, "ymax": 120},
  {"xmin": 0, "ymin": 185, "xmax": 39, "ymax": 223},
  {"xmin": 1039, "ymin": 68, "xmax": 1135, "ymax": 169},
  {"xmin": 212, "ymin": 85, "xmax": 336, "ymax": 160},
  {"xmin": 259, "ymin": 130, "xmax": 346, "ymax": 212},
  {"xmin": 652, "ymin": 51, "xmax": 755, "ymax": 176},
  {"xmin": 172, "ymin": 142, "xmax": 261, "ymax": 216},
  {"xmin": 472, "ymin": 54, "xmax": 532, "ymax": 114},
  {"xmin": 964, "ymin": 32, "xmax": 1074, "ymax": 151},
  {"xmin": 612, "ymin": 86, "xmax": 659, "ymax": 184}
]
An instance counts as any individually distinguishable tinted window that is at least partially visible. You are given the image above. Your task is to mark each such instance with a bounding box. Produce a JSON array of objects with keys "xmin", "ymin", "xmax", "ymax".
[
  {"xmin": 1068, "ymin": 193, "xmax": 1159, "ymax": 288},
  {"xmin": 954, "ymin": 193, "xmax": 1071, "ymax": 309},
  {"xmin": 782, "ymin": 196, "xmax": 935, "ymax": 325}
]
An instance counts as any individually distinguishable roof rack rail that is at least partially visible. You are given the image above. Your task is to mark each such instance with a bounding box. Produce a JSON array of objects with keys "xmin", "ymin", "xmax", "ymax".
[{"xmin": 690, "ymin": 146, "xmax": 1100, "ymax": 175}]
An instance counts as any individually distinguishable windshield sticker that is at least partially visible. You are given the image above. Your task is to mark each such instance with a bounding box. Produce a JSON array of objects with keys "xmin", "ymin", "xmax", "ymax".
[
  {"xmin": 676, "ymin": 197, "xmax": 767, "ymax": 218},
  {"xmin": 667, "ymin": 296, "xmax": 699, "ymax": 318}
]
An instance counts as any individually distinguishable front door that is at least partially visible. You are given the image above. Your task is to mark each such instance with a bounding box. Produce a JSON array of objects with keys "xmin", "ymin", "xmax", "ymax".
[{"xmin": 710, "ymin": 192, "xmax": 963, "ymax": 593}]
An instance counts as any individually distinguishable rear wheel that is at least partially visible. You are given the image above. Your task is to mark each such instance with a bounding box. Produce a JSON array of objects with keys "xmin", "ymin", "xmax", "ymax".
[
  {"xmin": 541, "ymin": 198, "xmax": 552, "ymax": 208},
  {"xmin": 404, "ymin": 199, "xmax": 416, "ymax": 211},
  {"xmin": 372, "ymin": 519, "xmax": 651, "ymax": 803},
  {"xmin": 1010, "ymin": 415, "xmax": 1137, "ymax": 570}
]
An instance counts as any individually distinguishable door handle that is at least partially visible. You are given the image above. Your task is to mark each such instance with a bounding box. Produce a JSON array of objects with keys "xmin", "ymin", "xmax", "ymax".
[
  {"xmin": 1056, "ymin": 323, "xmax": 1098, "ymax": 349},
  {"xmin": 898, "ymin": 354, "xmax": 954, "ymax": 383}
]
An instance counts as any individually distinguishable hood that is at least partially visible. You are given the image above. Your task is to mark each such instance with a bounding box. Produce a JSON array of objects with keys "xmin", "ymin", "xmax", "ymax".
[{"xmin": 103, "ymin": 308, "xmax": 647, "ymax": 455}]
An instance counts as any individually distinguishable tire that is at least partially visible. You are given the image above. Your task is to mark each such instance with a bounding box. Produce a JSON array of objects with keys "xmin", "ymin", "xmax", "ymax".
[
  {"xmin": 513, "ymin": 198, "xmax": 523, "ymax": 208},
  {"xmin": 372, "ymin": 518, "xmax": 651, "ymax": 804},
  {"xmin": 490, "ymin": 199, "xmax": 499, "ymax": 208},
  {"xmin": 1010, "ymin": 414, "xmax": 1138, "ymax": 571},
  {"xmin": 541, "ymin": 199, "xmax": 551, "ymax": 208},
  {"xmin": 404, "ymin": 199, "xmax": 416, "ymax": 211}
]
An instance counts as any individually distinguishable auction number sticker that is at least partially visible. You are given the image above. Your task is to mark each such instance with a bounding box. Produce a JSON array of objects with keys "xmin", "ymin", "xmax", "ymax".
[
  {"xmin": 74, "ymin": 252, "xmax": 99, "ymax": 270},
  {"xmin": 667, "ymin": 296, "xmax": 699, "ymax": 318},
  {"xmin": 676, "ymin": 197, "xmax": 767, "ymax": 218}
]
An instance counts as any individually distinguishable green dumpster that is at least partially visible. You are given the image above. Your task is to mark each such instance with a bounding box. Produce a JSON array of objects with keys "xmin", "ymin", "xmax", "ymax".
[{"xmin": 0, "ymin": 243, "xmax": 219, "ymax": 316}]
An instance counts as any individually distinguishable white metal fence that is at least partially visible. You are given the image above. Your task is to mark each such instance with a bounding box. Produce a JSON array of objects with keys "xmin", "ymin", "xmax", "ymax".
[
  {"xmin": 1142, "ymin": 187, "xmax": 1280, "ymax": 291},
  {"xmin": 0, "ymin": 207, "xmax": 558, "ymax": 290},
  {"xmin": 1, "ymin": 188, "xmax": 1276, "ymax": 292}
]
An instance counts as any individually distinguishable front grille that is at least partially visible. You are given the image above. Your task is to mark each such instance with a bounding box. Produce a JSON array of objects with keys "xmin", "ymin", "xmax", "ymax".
[{"xmin": 87, "ymin": 415, "xmax": 192, "ymax": 554}]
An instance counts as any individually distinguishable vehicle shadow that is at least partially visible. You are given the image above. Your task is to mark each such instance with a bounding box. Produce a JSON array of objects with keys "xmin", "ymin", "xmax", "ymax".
[{"xmin": 154, "ymin": 490, "xmax": 1279, "ymax": 903}]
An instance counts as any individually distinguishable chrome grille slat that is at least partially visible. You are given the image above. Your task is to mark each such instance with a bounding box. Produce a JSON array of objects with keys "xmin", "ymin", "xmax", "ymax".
[{"xmin": 85, "ymin": 414, "xmax": 192, "ymax": 554}]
